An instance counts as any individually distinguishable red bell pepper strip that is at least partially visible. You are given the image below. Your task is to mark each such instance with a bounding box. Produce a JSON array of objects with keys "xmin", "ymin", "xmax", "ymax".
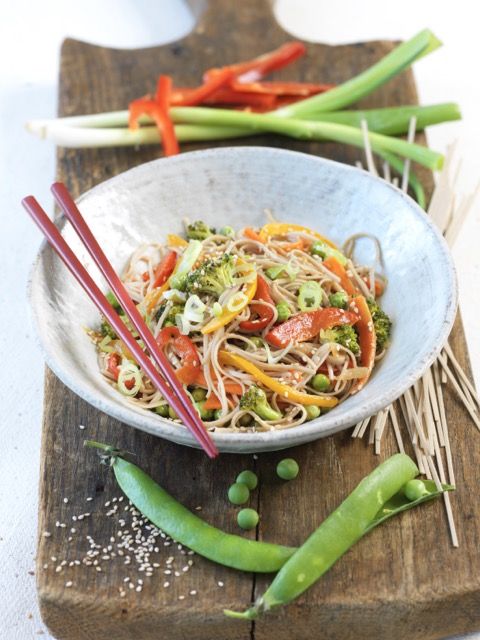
[
  {"xmin": 170, "ymin": 68, "xmax": 236, "ymax": 106},
  {"xmin": 203, "ymin": 88, "xmax": 277, "ymax": 109},
  {"xmin": 129, "ymin": 76, "xmax": 179, "ymax": 156},
  {"xmin": 350, "ymin": 296, "xmax": 377, "ymax": 393},
  {"xmin": 152, "ymin": 251, "xmax": 177, "ymax": 289},
  {"xmin": 265, "ymin": 308, "xmax": 360, "ymax": 349},
  {"xmin": 204, "ymin": 42, "xmax": 306, "ymax": 83},
  {"xmin": 107, "ymin": 353, "xmax": 135, "ymax": 389},
  {"xmin": 230, "ymin": 80, "xmax": 334, "ymax": 96},
  {"xmin": 156, "ymin": 326, "xmax": 201, "ymax": 385},
  {"xmin": 239, "ymin": 276, "xmax": 275, "ymax": 332},
  {"xmin": 322, "ymin": 256, "xmax": 358, "ymax": 297}
]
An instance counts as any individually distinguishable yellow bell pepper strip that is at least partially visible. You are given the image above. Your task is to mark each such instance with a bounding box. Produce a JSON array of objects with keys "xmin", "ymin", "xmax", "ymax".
[
  {"xmin": 259, "ymin": 223, "xmax": 337, "ymax": 249},
  {"xmin": 201, "ymin": 264, "xmax": 257, "ymax": 334},
  {"xmin": 219, "ymin": 351, "xmax": 339, "ymax": 408},
  {"xmin": 350, "ymin": 295, "xmax": 377, "ymax": 394},
  {"xmin": 167, "ymin": 233, "xmax": 188, "ymax": 248}
]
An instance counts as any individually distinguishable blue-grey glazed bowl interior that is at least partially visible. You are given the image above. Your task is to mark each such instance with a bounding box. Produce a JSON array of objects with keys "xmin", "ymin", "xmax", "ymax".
[{"xmin": 29, "ymin": 147, "xmax": 457, "ymax": 452}]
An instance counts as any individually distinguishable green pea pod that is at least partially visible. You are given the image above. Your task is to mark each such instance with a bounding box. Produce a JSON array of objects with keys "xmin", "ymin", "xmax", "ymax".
[
  {"xmin": 225, "ymin": 454, "xmax": 453, "ymax": 619},
  {"xmin": 85, "ymin": 441, "xmax": 294, "ymax": 573}
]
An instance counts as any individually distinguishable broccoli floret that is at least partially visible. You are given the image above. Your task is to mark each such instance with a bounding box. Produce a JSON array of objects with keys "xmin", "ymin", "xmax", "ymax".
[
  {"xmin": 321, "ymin": 325, "xmax": 360, "ymax": 355},
  {"xmin": 100, "ymin": 319, "xmax": 117, "ymax": 339},
  {"xmin": 186, "ymin": 220, "xmax": 215, "ymax": 241},
  {"xmin": 367, "ymin": 298, "xmax": 392, "ymax": 353},
  {"xmin": 328, "ymin": 291, "xmax": 348, "ymax": 309},
  {"xmin": 239, "ymin": 385, "xmax": 282, "ymax": 421},
  {"xmin": 185, "ymin": 254, "xmax": 235, "ymax": 298}
]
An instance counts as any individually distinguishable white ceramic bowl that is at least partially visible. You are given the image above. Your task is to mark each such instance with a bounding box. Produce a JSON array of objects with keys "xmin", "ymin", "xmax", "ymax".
[{"xmin": 29, "ymin": 147, "xmax": 457, "ymax": 453}]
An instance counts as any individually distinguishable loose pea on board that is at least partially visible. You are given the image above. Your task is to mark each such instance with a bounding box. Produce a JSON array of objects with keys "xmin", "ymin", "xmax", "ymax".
[
  {"xmin": 236, "ymin": 470, "xmax": 258, "ymax": 490},
  {"xmin": 237, "ymin": 508, "xmax": 260, "ymax": 530},
  {"xmin": 276, "ymin": 458, "xmax": 300, "ymax": 480},
  {"xmin": 228, "ymin": 482, "xmax": 250, "ymax": 505}
]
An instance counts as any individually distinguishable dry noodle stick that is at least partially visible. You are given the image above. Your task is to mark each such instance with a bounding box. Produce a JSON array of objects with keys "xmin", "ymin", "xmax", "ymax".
[
  {"xmin": 351, "ymin": 420, "xmax": 364, "ymax": 438},
  {"xmin": 443, "ymin": 342, "xmax": 480, "ymax": 409},
  {"xmin": 405, "ymin": 388, "xmax": 433, "ymax": 455},
  {"xmin": 360, "ymin": 119, "xmax": 377, "ymax": 176},
  {"xmin": 398, "ymin": 395, "xmax": 425, "ymax": 473},
  {"xmin": 357, "ymin": 417, "xmax": 371, "ymax": 439},
  {"xmin": 373, "ymin": 409, "xmax": 389, "ymax": 455},
  {"xmin": 426, "ymin": 452, "xmax": 459, "ymax": 547},
  {"xmin": 423, "ymin": 376, "xmax": 437, "ymax": 454},
  {"xmin": 383, "ymin": 161, "xmax": 391, "ymax": 183},
  {"xmin": 389, "ymin": 404, "xmax": 405, "ymax": 453},
  {"xmin": 437, "ymin": 353, "xmax": 480, "ymax": 431},
  {"xmin": 368, "ymin": 419, "xmax": 376, "ymax": 445},
  {"xmin": 427, "ymin": 367, "xmax": 445, "ymax": 446},
  {"xmin": 432, "ymin": 362, "xmax": 456, "ymax": 485}
]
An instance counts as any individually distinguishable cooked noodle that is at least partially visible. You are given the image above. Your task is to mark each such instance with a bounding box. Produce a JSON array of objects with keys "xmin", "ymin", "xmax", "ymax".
[{"xmin": 89, "ymin": 218, "xmax": 390, "ymax": 433}]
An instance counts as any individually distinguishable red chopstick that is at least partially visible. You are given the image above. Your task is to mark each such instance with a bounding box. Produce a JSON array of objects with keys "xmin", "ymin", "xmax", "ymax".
[{"xmin": 23, "ymin": 192, "xmax": 218, "ymax": 459}]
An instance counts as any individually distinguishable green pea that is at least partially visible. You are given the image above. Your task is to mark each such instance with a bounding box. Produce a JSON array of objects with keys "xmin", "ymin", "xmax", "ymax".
[
  {"xmin": 328, "ymin": 291, "xmax": 348, "ymax": 309},
  {"xmin": 228, "ymin": 482, "xmax": 250, "ymax": 505},
  {"xmin": 168, "ymin": 406, "xmax": 179, "ymax": 420},
  {"xmin": 163, "ymin": 319, "xmax": 175, "ymax": 327},
  {"xmin": 239, "ymin": 413, "xmax": 254, "ymax": 427},
  {"xmin": 154, "ymin": 404, "xmax": 170, "ymax": 417},
  {"xmin": 305, "ymin": 405, "xmax": 321, "ymax": 421},
  {"xmin": 237, "ymin": 508, "xmax": 259, "ymax": 530},
  {"xmin": 236, "ymin": 470, "xmax": 258, "ymax": 490},
  {"xmin": 195, "ymin": 401, "xmax": 215, "ymax": 420},
  {"xmin": 277, "ymin": 458, "xmax": 299, "ymax": 481},
  {"xmin": 276, "ymin": 301, "xmax": 291, "ymax": 322},
  {"xmin": 191, "ymin": 388, "xmax": 207, "ymax": 402},
  {"xmin": 249, "ymin": 337, "xmax": 265, "ymax": 349},
  {"xmin": 311, "ymin": 373, "xmax": 330, "ymax": 392},
  {"xmin": 403, "ymin": 479, "xmax": 429, "ymax": 501}
]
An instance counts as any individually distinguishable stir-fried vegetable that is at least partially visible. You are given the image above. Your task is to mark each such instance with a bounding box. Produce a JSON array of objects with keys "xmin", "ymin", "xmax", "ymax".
[
  {"xmin": 219, "ymin": 351, "xmax": 339, "ymax": 408},
  {"xmin": 297, "ymin": 281, "xmax": 323, "ymax": 312},
  {"xmin": 185, "ymin": 254, "xmax": 235, "ymax": 298},
  {"xmin": 367, "ymin": 297, "xmax": 392, "ymax": 353},
  {"xmin": 321, "ymin": 325, "xmax": 360, "ymax": 355},
  {"xmin": 156, "ymin": 326, "xmax": 201, "ymax": 385},
  {"xmin": 240, "ymin": 385, "xmax": 282, "ymax": 421},
  {"xmin": 186, "ymin": 220, "xmax": 215, "ymax": 240},
  {"xmin": 265, "ymin": 308, "xmax": 360, "ymax": 348},
  {"xmin": 239, "ymin": 276, "xmax": 275, "ymax": 332},
  {"xmin": 169, "ymin": 240, "xmax": 202, "ymax": 291},
  {"xmin": 350, "ymin": 296, "xmax": 376, "ymax": 393}
]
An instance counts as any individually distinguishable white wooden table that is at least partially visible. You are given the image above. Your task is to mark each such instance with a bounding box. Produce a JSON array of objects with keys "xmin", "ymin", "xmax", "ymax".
[{"xmin": 1, "ymin": 1, "xmax": 478, "ymax": 637}]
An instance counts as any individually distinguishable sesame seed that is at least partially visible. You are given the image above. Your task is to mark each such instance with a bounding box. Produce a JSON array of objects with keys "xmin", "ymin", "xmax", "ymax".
[
  {"xmin": 135, "ymin": 586, "xmax": 142, "ymax": 593},
  {"xmin": 120, "ymin": 590, "xmax": 126, "ymax": 597},
  {"xmin": 190, "ymin": 590, "xmax": 197, "ymax": 595},
  {"xmin": 86, "ymin": 497, "xmax": 93, "ymax": 502},
  {"xmin": 78, "ymin": 425, "xmax": 86, "ymax": 430},
  {"xmin": 194, "ymin": 506, "xmax": 202, "ymax": 511},
  {"xmin": 217, "ymin": 581, "xmax": 224, "ymax": 587},
  {"xmin": 55, "ymin": 566, "xmax": 62, "ymax": 573},
  {"xmin": 178, "ymin": 595, "xmax": 185, "ymax": 600},
  {"xmin": 63, "ymin": 498, "xmax": 69, "ymax": 504},
  {"xmin": 70, "ymin": 528, "xmax": 76, "ymax": 534},
  {"xmin": 42, "ymin": 564, "xmax": 48, "ymax": 570},
  {"xmin": 43, "ymin": 532, "xmax": 51, "ymax": 538},
  {"xmin": 163, "ymin": 581, "xmax": 170, "ymax": 588},
  {"xmin": 65, "ymin": 581, "xmax": 73, "ymax": 588}
]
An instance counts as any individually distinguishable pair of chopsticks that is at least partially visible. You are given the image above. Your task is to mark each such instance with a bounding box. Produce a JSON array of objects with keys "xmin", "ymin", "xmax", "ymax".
[{"xmin": 23, "ymin": 183, "xmax": 218, "ymax": 458}]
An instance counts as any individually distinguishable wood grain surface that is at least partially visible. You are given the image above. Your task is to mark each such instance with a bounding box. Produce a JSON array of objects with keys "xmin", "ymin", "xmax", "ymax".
[{"xmin": 36, "ymin": 1, "xmax": 480, "ymax": 639}]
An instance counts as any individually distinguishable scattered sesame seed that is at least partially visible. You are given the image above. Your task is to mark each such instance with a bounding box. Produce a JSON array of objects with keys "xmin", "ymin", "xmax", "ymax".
[
  {"xmin": 178, "ymin": 595, "xmax": 185, "ymax": 600},
  {"xmin": 65, "ymin": 581, "xmax": 73, "ymax": 588},
  {"xmin": 42, "ymin": 564, "xmax": 48, "ymax": 570},
  {"xmin": 120, "ymin": 590, "xmax": 126, "ymax": 598},
  {"xmin": 86, "ymin": 497, "xmax": 93, "ymax": 502},
  {"xmin": 63, "ymin": 498, "xmax": 69, "ymax": 504},
  {"xmin": 163, "ymin": 581, "xmax": 170, "ymax": 588},
  {"xmin": 43, "ymin": 532, "xmax": 51, "ymax": 538},
  {"xmin": 217, "ymin": 581, "xmax": 224, "ymax": 587},
  {"xmin": 190, "ymin": 590, "xmax": 197, "ymax": 596},
  {"xmin": 135, "ymin": 586, "xmax": 142, "ymax": 593},
  {"xmin": 55, "ymin": 566, "xmax": 62, "ymax": 573},
  {"xmin": 78, "ymin": 425, "xmax": 86, "ymax": 430}
]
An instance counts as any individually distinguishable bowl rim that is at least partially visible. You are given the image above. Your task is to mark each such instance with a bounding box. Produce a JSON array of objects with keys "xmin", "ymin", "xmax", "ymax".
[{"xmin": 28, "ymin": 145, "xmax": 458, "ymax": 452}]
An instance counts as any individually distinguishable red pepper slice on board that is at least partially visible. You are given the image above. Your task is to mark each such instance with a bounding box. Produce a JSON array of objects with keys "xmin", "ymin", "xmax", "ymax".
[
  {"xmin": 129, "ymin": 76, "xmax": 179, "ymax": 156},
  {"xmin": 239, "ymin": 275, "xmax": 275, "ymax": 332},
  {"xmin": 156, "ymin": 327, "xmax": 201, "ymax": 385},
  {"xmin": 230, "ymin": 80, "xmax": 334, "ymax": 96},
  {"xmin": 265, "ymin": 308, "xmax": 360, "ymax": 348}
]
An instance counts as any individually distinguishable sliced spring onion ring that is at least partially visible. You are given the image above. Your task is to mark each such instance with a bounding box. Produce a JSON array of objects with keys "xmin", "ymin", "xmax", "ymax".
[
  {"xmin": 117, "ymin": 363, "xmax": 142, "ymax": 396},
  {"xmin": 162, "ymin": 289, "xmax": 187, "ymax": 303},
  {"xmin": 226, "ymin": 291, "xmax": 249, "ymax": 313},
  {"xmin": 183, "ymin": 294, "xmax": 206, "ymax": 323},
  {"xmin": 298, "ymin": 281, "xmax": 322, "ymax": 311},
  {"xmin": 213, "ymin": 302, "xmax": 223, "ymax": 317},
  {"xmin": 175, "ymin": 313, "xmax": 191, "ymax": 336},
  {"xmin": 233, "ymin": 263, "xmax": 257, "ymax": 285}
]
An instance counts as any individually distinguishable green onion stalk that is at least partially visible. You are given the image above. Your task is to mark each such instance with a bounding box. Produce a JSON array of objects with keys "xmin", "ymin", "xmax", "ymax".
[{"xmin": 25, "ymin": 30, "xmax": 456, "ymax": 173}]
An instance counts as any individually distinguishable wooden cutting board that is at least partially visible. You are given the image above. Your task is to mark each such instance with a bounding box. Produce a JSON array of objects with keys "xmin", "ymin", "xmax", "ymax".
[{"xmin": 36, "ymin": 2, "xmax": 480, "ymax": 639}]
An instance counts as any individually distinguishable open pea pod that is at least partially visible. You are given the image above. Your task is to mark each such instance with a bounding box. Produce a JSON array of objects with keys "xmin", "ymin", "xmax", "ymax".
[{"xmin": 365, "ymin": 479, "xmax": 454, "ymax": 534}]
